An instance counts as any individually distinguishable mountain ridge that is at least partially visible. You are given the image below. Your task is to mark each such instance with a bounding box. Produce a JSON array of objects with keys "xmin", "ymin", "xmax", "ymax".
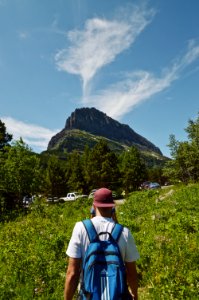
[{"xmin": 48, "ymin": 107, "xmax": 162, "ymax": 155}]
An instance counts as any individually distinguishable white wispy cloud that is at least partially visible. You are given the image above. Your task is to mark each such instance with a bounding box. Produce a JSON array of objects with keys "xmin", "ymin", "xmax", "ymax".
[
  {"xmin": 175, "ymin": 40, "xmax": 199, "ymax": 70},
  {"xmin": 54, "ymin": 3, "xmax": 199, "ymax": 121},
  {"xmin": 1, "ymin": 117, "xmax": 59, "ymax": 152},
  {"xmin": 55, "ymin": 4, "xmax": 155, "ymax": 95},
  {"xmin": 84, "ymin": 42, "xmax": 199, "ymax": 119},
  {"xmin": 18, "ymin": 31, "xmax": 29, "ymax": 40}
]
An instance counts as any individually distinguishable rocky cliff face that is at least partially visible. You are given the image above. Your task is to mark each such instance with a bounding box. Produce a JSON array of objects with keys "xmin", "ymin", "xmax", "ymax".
[{"xmin": 48, "ymin": 107, "xmax": 162, "ymax": 155}]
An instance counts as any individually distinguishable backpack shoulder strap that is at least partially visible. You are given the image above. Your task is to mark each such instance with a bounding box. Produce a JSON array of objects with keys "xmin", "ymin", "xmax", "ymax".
[
  {"xmin": 82, "ymin": 219, "xmax": 98, "ymax": 242},
  {"xmin": 111, "ymin": 223, "xmax": 123, "ymax": 242}
]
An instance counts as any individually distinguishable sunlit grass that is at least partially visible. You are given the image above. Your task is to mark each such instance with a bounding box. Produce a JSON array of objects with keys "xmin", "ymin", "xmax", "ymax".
[{"xmin": 0, "ymin": 185, "xmax": 198, "ymax": 299}]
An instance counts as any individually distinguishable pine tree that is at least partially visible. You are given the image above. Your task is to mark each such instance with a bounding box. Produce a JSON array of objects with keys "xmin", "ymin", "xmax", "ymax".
[
  {"xmin": 44, "ymin": 155, "xmax": 67, "ymax": 198},
  {"xmin": 67, "ymin": 150, "xmax": 85, "ymax": 192},
  {"xmin": 0, "ymin": 120, "xmax": 12, "ymax": 149},
  {"xmin": 120, "ymin": 146, "xmax": 146, "ymax": 194}
]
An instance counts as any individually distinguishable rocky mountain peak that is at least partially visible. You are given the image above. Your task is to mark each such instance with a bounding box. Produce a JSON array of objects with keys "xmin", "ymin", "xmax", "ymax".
[
  {"xmin": 48, "ymin": 107, "xmax": 162, "ymax": 155},
  {"xmin": 65, "ymin": 107, "xmax": 121, "ymax": 132}
]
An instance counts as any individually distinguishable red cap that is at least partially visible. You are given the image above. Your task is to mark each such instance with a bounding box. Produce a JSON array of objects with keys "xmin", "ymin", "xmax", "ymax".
[{"xmin": 93, "ymin": 188, "xmax": 115, "ymax": 207}]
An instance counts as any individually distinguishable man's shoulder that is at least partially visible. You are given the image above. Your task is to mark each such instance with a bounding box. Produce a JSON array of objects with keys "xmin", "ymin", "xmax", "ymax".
[
  {"xmin": 72, "ymin": 220, "xmax": 86, "ymax": 234},
  {"xmin": 74, "ymin": 220, "xmax": 85, "ymax": 228},
  {"xmin": 74, "ymin": 218, "xmax": 130, "ymax": 236}
]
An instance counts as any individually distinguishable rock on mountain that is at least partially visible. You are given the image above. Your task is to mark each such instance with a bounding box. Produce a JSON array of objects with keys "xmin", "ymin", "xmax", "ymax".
[{"xmin": 47, "ymin": 107, "xmax": 162, "ymax": 155}]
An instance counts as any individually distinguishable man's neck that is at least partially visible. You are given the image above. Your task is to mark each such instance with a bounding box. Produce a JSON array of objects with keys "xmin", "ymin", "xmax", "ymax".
[{"xmin": 95, "ymin": 208, "xmax": 112, "ymax": 218}]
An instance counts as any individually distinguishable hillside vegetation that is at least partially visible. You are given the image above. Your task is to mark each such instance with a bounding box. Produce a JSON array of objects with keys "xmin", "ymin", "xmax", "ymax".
[
  {"xmin": 0, "ymin": 184, "xmax": 198, "ymax": 299},
  {"xmin": 119, "ymin": 184, "xmax": 198, "ymax": 299},
  {"xmin": 45, "ymin": 129, "xmax": 167, "ymax": 167},
  {"xmin": 48, "ymin": 107, "xmax": 163, "ymax": 156}
]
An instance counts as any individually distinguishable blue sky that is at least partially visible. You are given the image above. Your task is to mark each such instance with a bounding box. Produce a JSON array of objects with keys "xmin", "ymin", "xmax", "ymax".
[{"xmin": 1, "ymin": 0, "xmax": 199, "ymax": 157}]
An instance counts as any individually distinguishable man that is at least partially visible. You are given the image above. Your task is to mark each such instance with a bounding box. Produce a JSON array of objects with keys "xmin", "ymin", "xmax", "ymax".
[{"xmin": 64, "ymin": 188, "xmax": 140, "ymax": 300}]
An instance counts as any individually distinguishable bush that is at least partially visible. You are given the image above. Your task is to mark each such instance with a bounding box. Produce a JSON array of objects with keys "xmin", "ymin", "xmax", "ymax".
[
  {"xmin": 0, "ymin": 185, "xmax": 198, "ymax": 299},
  {"xmin": 118, "ymin": 185, "xmax": 199, "ymax": 299},
  {"xmin": 0, "ymin": 198, "xmax": 91, "ymax": 299}
]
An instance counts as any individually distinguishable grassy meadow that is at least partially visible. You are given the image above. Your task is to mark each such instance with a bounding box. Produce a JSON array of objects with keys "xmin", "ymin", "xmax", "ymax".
[{"xmin": 0, "ymin": 184, "xmax": 198, "ymax": 299}]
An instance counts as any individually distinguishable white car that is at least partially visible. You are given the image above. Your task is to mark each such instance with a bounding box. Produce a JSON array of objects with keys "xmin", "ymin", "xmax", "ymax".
[{"xmin": 60, "ymin": 192, "xmax": 88, "ymax": 202}]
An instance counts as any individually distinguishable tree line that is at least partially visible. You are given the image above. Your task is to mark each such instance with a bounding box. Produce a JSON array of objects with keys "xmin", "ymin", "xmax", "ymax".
[
  {"xmin": 1, "ymin": 113, "xmax": 199, "ymax": 214},
  {"xmin": 163, "ymin": 112, "xmax": 199, "ymax": 184}
]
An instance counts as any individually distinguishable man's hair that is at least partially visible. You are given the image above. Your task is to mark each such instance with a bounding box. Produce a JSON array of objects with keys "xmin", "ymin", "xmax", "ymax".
[{"xmin": 95, "ymin": 206, "xmax": 113, "ymax": 217}]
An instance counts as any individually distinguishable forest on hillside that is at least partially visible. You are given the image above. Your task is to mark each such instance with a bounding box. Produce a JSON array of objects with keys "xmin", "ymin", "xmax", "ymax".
[
  {"xmin": 0, "ymin": 113, "xmax": 199, "ymax": 215},
  {"xmin": 0, "ymin": 114, "xmax": 199, "ymax": 299}
]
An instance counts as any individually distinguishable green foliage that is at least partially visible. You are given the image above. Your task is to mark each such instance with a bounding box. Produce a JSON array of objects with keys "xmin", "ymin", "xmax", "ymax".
[
  {"xmin": 118, "ymin": 184, "xmax": 199, "ymax": 299},
  {"xmin": 140, "ymin": 151, "xmax": 168, "ymax": 168},
  {"xmin": 47, "ymin": 128, "xmax": 167, "ymax": 168},
  {"xmin": 186, "ymin": 113, "xmax": 199, "ymax": 146},
  {"xmin": 0, "ymin": 139, "xmax": 42, "ymax": 209},
  {"xmin": 84, "ymin": 140, "xmax": 120, "ymax": 191},
  {"xmin": 164, "ymin": 114, "xmax": 199, "ymax": 183},
  {"xmin": 0, "ymin": 185, "xmax": 198, "ymax": 299},
  {"xmin": 146, "ymin": 166, "xmax": 167, "ymax": 185},
  {"xmin": 0, "ymin": 121, "xmax": 167, "ymax": 205},
  {"xmin": 43, "ymin": 155, "xmax": 67, "ymax": 197},
  {"xmin": 66, "ymin": 150, "xmax": 86, "ymax": 192},
  {"xmin": 0, "ymin": 197, "xmax": 92, "ymax": 300},
  {"xmin": 48, "ymin": 129, "xmax": 130, "ymax": 155},
  {"xmin": 119, "ymin": 146, "xmax": 146, "ymax": 193},
  {"xmin": 0, "ymin": 119, "xmax": 12, "ymax": 149}
]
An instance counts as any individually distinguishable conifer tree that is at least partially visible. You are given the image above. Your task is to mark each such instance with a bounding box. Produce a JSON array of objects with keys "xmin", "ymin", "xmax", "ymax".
[
  {"xmin": 164, "ymin": 113, "xmax": 199, "ymax": 183},
  {"xmin": 120, "ymin": 146, "xmax": 146, "ymax": 194},
  {"xmin": 86, "ymin": 140, "xmax": 120, "ymax": 190},
  {"xmin": 44, "ymin": 155, "xmax": 67, "ymax": 198},
  {"xmin": 81, "ymin": 145, "xmax": 92, "ymax": 193},
  {"xmin": 0, "ymin": 120, "xmax": 12, "ymax": 149},
  {"xmin": 67, "ymin": 150, "xmax": 85, "ymax": 192}
]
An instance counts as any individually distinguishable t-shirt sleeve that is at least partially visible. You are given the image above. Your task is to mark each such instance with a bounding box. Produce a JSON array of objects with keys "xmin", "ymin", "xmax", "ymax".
[
  {"xmin": 66, "ymin": 222, "xmax": 82, "ymax": 258},
  {"xmin": 124, "ymin": 229, "xmax": 140, "ymax": 262}
]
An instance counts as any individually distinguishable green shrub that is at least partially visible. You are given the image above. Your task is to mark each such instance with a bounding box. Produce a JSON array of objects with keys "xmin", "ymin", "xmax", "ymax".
[
  {"xmin": 118, "ymin": 185, "xmax": 199, "ymax": 299},
  {"xmin": 0, "ymin": 199, "xmax": 91, "ymax": 299},
  {"xmin": 0, "ymin": 185, "xmax": 198, "ymax": 299}
]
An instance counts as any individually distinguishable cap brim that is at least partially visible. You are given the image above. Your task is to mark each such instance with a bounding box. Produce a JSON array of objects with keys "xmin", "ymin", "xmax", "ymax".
[{"xmin": 93, "ymin": 201, "xmax": 115, "ymax": 208}]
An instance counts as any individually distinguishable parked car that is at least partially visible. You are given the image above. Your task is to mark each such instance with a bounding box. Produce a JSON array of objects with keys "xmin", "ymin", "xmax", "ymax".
[
  {"xmin": 140, "ymin": 181, "xmax": 151, "ymax": 190},
  {"xmin": 23, "ymin": 195, "xmax": 35, "ymax": 207},
  {"xmin": 60, "ymin": 192, "xmax": 88, "ymax": 202},
  {"xmin": 148, "ymin": 182, "xmax": 161, "ymax": 190},
  {"xmin": 23, "ymin": 195, "xmax": 31, "ymax": 206}
]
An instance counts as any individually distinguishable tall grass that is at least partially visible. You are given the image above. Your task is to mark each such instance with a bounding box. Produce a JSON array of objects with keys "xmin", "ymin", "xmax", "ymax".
[
  {"xmin": 118, "ymin": 184, "xmax": 199, "ymax": 299},
  {"xmin": 0, "ymin": 185, "xmax": 198, "ymax": 299}
]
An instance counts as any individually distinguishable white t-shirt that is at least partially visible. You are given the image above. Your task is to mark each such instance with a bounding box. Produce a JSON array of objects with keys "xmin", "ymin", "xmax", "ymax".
[{"xmin": 66, "ymin": 216, "xmax": 140, "ymax": 262}]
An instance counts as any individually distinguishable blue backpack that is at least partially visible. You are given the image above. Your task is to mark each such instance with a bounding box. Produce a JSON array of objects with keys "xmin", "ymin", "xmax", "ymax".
[{"xmin": 80, "ymin": 219, "xmax": 132, "ymax": 300}]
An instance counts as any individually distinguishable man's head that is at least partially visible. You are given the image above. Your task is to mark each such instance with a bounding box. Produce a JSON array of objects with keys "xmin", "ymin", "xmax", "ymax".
[{"xmin": 93, "ymin": 188, "xmax": 115, "ymax": 208}]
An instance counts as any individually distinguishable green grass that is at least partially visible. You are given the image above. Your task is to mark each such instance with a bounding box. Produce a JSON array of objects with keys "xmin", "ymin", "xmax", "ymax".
[
  {"xmin": 118, "ymin": 184, "xmax": 199, "ymax": 299},
  {"xmin": 0, "ymin": 198, "xmax": 92, "ymax": 300},
  {"xmin": 0, "ymin": 185, "xmax": 198, "ymax": 299}
]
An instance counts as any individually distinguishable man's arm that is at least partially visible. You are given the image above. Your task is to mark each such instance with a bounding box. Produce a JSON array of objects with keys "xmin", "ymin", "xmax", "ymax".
[
  {"xmin": 125, "ymin": 261, "xmax": 138, "ymax": 300},
  {"xmin": 64, "ymin": 257, "xmax": 81, "ymax": 300}
]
